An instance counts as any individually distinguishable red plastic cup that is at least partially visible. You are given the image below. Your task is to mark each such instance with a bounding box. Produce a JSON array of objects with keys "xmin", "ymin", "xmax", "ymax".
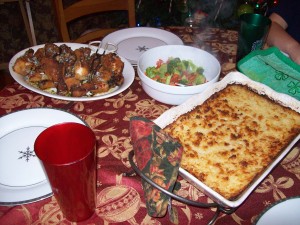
[{"xmin": 34, "ymin": 122, "xmax": 96, "ymax": 222}]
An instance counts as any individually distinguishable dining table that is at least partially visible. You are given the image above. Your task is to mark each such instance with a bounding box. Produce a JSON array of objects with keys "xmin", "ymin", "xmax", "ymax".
[{"xmin": 0, "ymin": 26, "xmax": 299, "ymax": 225}]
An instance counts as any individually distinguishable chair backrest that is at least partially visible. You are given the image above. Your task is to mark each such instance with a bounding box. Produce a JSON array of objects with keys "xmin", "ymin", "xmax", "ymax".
[{"xmin": 53, "ymin": 0, "xmax": 136, "ymax": 43}]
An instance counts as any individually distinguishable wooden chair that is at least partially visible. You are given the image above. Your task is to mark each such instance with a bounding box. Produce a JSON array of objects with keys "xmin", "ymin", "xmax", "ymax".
[{"xmin": 53, "ymin": 0, "xmax": 136, "ymax": 43}]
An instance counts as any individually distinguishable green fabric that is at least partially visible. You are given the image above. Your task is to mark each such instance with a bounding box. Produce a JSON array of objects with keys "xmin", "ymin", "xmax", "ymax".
[{"xmin": 237, "ymin": 47, "xmax": 300, "ymax": 100}]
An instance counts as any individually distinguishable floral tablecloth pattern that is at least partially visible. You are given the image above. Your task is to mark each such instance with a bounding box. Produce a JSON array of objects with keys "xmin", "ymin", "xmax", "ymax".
[{"xmin": 0, "ymin": 27, "xmax": 299, "ymax": 225}]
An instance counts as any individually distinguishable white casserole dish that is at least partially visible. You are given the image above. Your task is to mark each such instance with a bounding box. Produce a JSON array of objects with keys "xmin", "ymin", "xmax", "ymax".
[{"xmin": 154, "ymin": 71, "xmax": 300, "ymax": 208}]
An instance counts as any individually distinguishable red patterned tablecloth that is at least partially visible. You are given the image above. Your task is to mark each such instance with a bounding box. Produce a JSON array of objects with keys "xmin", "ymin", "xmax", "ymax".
[{"xmin": 0, "ymin": 27, "xmax": 299, "ymax": 225}]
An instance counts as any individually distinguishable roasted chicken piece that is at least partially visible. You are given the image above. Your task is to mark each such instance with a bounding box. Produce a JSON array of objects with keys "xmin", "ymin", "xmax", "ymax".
[
  {"xmin": 57, "ymin": 76, "xmax": 68, "ymax": 96},
  {"xmin": 71, "ymin": 81, "xmax": 97, "ymax": 97},
  {"xmin": 74, "ymin": 60, "xmax": 90, "ymax": 81},
  {"xmin": 34, "ymin": 47, "xmax": 45, "ymax": 62},
  {"xmin": 74, "ymin": 47, "xmax": 91, "ymax": 61},
  {"xmin": 13, "ymin": 49, "xmax": 36, "ymax": 76},
  {"xmin": 64, "ymin": 77, "xmax": 81, "ymax": 91},
  {"xmin": 101, "ymin": 52, "xmax": 124, "ymax": 75},
  {"xmin": 39, "ymin": 57, "xmax": 63, "ymax": 82},
  {"xmin": 27, "ymin": 69, "xmax": 51, "ymax": 83},
  {"xmin": 38, "ymin": 80, "xmax": 56, "ymax": 90},
  {"xmin": 59, "ymin": 44, "xmax": 76, "ymax": 60},
  {"xmin": 44, "ymin": 43, "xmax": 60, "ymax": 58}
]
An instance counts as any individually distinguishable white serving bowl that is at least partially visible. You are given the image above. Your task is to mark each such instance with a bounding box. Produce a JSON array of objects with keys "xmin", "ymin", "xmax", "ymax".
[{"xmin": 137, "ymin": 45, "xmax": 221, "ymax": 105}]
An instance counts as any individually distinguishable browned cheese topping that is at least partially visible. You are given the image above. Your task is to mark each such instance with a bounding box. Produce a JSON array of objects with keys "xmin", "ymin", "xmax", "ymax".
[{"xmin": 163, "ymin": 84, "xmax": 300, "ymax": 200}]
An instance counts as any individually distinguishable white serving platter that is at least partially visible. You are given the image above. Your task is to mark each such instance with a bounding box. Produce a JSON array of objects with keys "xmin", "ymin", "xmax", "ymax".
[
  {"xmin": 102, "ymin": 27, "xmax": 184, "ymax": 65},
  {"xmin": 0, "ymin": 108, "xmax": 87, "ymax": 205},
  {"xmin": 8, "ymin": 43, "xmax": 135, "ymax": 101},
  {"xmin": 154, "ymin": 72, "xmax": 300, "ymax": 208}
]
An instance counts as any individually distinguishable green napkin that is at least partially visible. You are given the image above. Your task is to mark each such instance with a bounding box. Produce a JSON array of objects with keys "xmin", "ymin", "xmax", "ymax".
[{"xmin": 237, "ymin": 47, "xmax": 300, "ymax": 100}]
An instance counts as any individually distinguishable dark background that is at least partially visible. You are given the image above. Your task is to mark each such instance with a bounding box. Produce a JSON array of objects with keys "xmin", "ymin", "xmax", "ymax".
[
  {"xmin": 0, "ymin": 0, "xmax": 274, "ymax": 64},
  {"xmin": 0, "ymin": 0, "xmax": 241, "ymax": 64}
]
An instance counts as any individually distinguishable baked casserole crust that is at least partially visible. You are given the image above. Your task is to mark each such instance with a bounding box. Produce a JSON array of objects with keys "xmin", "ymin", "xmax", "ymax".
[{"xmin": 163, "ymin": 84, "xmax": 300, "ymax": 200}]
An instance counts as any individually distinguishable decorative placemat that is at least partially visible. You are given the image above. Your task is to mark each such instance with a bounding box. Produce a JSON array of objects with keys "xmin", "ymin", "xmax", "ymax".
[{"xmin": 237, "ymin": 47, "xmax": 300, "ymax": 100}]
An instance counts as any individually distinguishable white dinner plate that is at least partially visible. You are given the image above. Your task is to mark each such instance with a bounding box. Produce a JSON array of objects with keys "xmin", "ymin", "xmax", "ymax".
[
  {"xmin": 8, "ymin": 43, "xmax": 135, "ymax": 101},
  {"xmin": 0, "ymin": 108, "xmax": 87, "ymax": 205},
  {"xmin": 255, "ymin": 196, "xmax": 300, "ymax": 225},
  {"xmin": 102, "ymin": 27, "xmax": 184, "ymax": 65}
]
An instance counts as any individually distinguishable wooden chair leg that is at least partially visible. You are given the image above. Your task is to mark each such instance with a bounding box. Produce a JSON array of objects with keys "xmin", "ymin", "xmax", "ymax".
[{"xmin": 18, "ymin": 0, "xmax": 36, "ymax": 46}]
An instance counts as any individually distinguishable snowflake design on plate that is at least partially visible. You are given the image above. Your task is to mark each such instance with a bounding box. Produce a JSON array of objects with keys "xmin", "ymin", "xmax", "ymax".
[
  {"xmin": 136, "ymin": 45, "xmax": 149, "ymax": 52},
  {"xmin": 19, "ymin": 146, "xmax": 36, "ymax": 162}
]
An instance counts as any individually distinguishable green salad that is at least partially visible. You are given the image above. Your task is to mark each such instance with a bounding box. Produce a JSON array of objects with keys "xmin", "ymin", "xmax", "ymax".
[{"xmin": 145, "ymin": 57, "xmax": 206, "ymax": 86}]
